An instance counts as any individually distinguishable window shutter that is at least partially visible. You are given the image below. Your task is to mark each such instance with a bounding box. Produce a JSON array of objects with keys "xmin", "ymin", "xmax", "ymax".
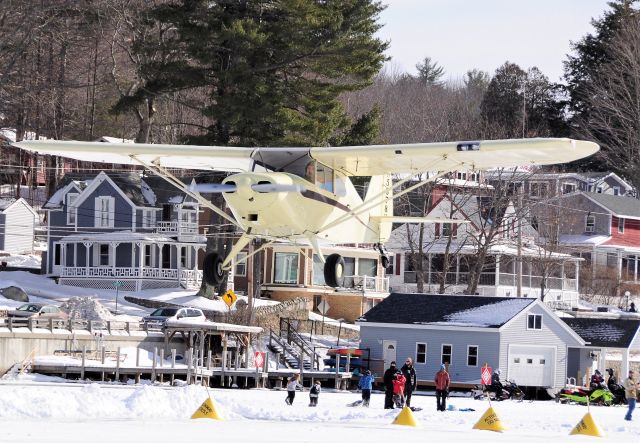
[
  {"xmin": 435, "ymin": 223, "xmax": 440, "ymax": 238},
  {"xmin": 94, "ymin": 198, "xmax": 100, "ymax": 227},
  {"xmin": 395, "ymin": 254, "xmax": 401, "ymax": 276}
]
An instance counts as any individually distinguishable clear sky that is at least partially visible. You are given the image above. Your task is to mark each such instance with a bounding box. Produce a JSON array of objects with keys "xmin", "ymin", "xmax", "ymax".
[{"xmin": 377, "ymin": 0, "xmax": 612, "ymax": 82}]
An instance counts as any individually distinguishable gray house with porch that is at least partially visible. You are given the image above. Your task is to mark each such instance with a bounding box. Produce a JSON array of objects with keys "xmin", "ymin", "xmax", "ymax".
[
  {"xmin": 357, "ymin": 293, "xmax": 585, "ymax": 390},
  {"xmin": 44, "ymin": 172, "xmax": 206, "ymax": 291}
]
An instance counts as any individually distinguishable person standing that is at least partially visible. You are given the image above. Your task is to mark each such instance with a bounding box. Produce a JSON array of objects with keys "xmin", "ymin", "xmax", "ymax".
[
  {"xmin": 285, "ymin": 374, "xmax": 302, "ymax": 405},
  {"xmin": 624, "ymin": 370, "xmax": 638, "ymax": 421},
  {"xmin": 401, "ymin": 358, "xmax": 417, "ymax": 408},
  {"xmin": 358, "ymin": 370, "xmax": 374, "ymax": 407},
  {"xmin": 309, "ymin": 380, "xmax": 321, "ymax": 407},
  {"xmin": 392, "ymin": 370, "xmax": 407, "ymax": 408},
  {"xmin": 383, "ymin": 361, "xmax": 397, "ymax": 409},
  {"xmin": 434, "ymin": 364, "xmax": 450, "ymax": 412}
]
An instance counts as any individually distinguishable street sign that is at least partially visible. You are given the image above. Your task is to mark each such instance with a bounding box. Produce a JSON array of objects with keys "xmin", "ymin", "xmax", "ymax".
[
  {"xmin": 254, "ymin": 351, "xmax": 264, "ymax": 369},
  {"xmin": 481, "ymin": 365, "xmax": 492, "ymax": 385},
  {"xmin": 222, "ymin": 289, "xmax": 237, "ymax": 307},
  {"xmin": 112, "ymin": 281, "xmax": 124, "ymax": 287},
  {"xmin": 317, "ymin": 300, "xmax": 330, "ymax": 315}
]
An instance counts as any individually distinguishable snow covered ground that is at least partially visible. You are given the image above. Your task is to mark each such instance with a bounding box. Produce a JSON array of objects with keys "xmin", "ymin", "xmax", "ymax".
[
  {"xmin": 0, "ymin": 271, "xmax": 278, "ymax": 319},
  {"xmin": 0, "ymin": 378, "xmax": 637, "ymax": 443}
]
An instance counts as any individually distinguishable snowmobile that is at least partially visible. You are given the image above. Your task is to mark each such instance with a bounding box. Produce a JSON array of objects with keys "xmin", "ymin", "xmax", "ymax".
[
  {"xmin": 558, "ymin": 385, "xmax": 615, "ymax": 406},
  {"xmin": 474, "ymin": 381, "xmax": 524, "ymax": 401}
]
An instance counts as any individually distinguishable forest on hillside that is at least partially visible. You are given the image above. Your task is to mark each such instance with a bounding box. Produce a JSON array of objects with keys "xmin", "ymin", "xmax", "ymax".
[{"xmin": 0, "ymin": 0, "xmax": 639, "ymax": 188}]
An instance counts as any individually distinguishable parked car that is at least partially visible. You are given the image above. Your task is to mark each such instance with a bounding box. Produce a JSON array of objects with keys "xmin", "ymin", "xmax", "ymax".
[
  {"xmin": 142, "ymin": 307, "xmax": 206, "ymax": 326},
  {"xmin": 9, "ymin": 303, "xmax": 69, "ymax": 320}
]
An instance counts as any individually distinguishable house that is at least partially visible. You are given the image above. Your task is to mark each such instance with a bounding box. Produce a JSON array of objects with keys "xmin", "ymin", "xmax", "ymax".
[
  {"xmin": 562, "ymin": 317, "xmax": 640, "ymax": 385},
  {"xmin": 533, "ymin": 192, "xmax": 640, "ymax": 285},
  {"xmin": 0, "ymin": 198, "xmax": 38, "ymax": 254},
  {"xmin": 484, "ymin": 170, "xmax": 635, "ymax": 199},
  {"xmin": 239, "ymin": 243, "xmax": 389, "ymax": 322},
  {"xmin": 386, "ymin": 190, "xmax": 582, "ymax": 308},
  {"xmin": 357, "ymin": 293, "xmax": 586, "ymax": 389},
  {"xmin": 43, "ymin": 171, "xmax": 206, "ymax": 291}
]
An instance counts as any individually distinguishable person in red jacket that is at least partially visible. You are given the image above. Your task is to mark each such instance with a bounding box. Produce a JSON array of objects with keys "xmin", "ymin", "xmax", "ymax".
[
  {"xmin": 392, "ymin": 371, "xmax": 407, "ymax": 408},
  {"xmin": 434, "ymin": 364, "xmax": 451, "ymax": 411}
]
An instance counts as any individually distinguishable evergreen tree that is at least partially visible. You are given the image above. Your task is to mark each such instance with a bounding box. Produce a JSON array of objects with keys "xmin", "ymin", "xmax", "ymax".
[
  {"xmin": 415, "ymin": 56, "xmax": 445, "ymax": 86},
  {"xmin": 480, "ymin": 62, "xmax": 526, "ymax": 137},
  {"xmin": 117, "ymin": 0, "xmax": 388, "ymax": 147},
  {"xmin": 564, "ymin": 0, "xmax": 637, "ymax": 119}
]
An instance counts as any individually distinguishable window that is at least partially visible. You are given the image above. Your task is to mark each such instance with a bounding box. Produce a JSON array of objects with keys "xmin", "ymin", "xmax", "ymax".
[
  {"xmin": 416, "ymin": 343, "xmax": 427, "ymax": 364},
  {"xmin": 585, "ymin": 215, "xmax": 595, "ymax": 233},
  {"xmin": 53, "ymin": 243, "xmax": 61, "ymax": 266},
  {"xmin": 358, "ymin": 258, "xmax": 377, "ymax": 277},
  {"xmin": 513, "ymin": 357, "xmax": 520, "ymax": 364},
  {"xmin": 596, "ymin": 186, "xmax": 603, "ymax": 193},
  {"xmin": 235, "ymin": 252, "xmax": 247, "ymax": 277},
  {"xmin": 441, "ymin": 344, "xmax": 452, "ymax": 365},
  {"xmin": 315, "ymin": 163, "xmax": 334, "ymax": 193},
  {"xmin": 385, "ymin": 254, "xmax": 395, "ymax": 276},
  {"xmin": 180, "ymin": 247, "xmax": 187, "ymax": 267},
  {"xmin": 98, "ymin": 244, "xmax": 109, "ymax": 266},
  {"xmin": 530, "ymin": 182, "xmax": 548, "ymax": 198},
  {"xmin": 144, "ymin": 245, "xmax": 152, "ymax": 267},
  {"xmin": 619, "ymin": 217, "xmax": 625, "ymax": 234},
  {"xmin": 562, "ymin": 183, "xmax": 576, "ymax": 194},
  {"xmin": 142, "ymin": 209, "xmax": 154, "ymax": 228},
  {"xmin": 66, "ymin": 193, "xmax": 78, "ymax": 225},
  {"xmin": 274, "ymin": 252, "xmax": 299, "ymax": 284},
  {"xmin": 613, "ymin": 186, "xmax": 620, "ymax": 196},
  {"xmin": 527, "ymin": 314, "xmax": 542, "ymax": 330},
  {"xmin": 467, "ymin": 345, "xmax": 478, "ymax": 366},
  {"xmin": 94, "ymin": 196, "xmax": 114, "ymax": 228},
  {"xmin": 442, "ymin": 223, "xmax": 457, "ymax": 238}
]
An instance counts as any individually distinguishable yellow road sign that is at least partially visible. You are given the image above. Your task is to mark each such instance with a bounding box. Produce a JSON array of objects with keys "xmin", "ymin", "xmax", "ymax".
[{"xmin": 222, "ymin": 289, "xmax": 237, "ymax": 307}]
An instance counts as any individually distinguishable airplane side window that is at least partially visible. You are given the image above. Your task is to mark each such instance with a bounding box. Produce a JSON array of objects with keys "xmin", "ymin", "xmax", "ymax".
[
  {"xmin": 305, "ymin": 161, "xmax": 316, "ymax": 183},
  {"xmin": 316, "ymin": 163, "xmax": 334, "ymax": 193}
]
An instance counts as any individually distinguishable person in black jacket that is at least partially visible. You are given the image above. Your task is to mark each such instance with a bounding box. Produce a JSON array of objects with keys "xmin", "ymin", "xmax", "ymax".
[
  {"xmin": 383, "ymin": 361, "xmax": 397, "ymax": 409},
  {"xmin": 401, "ymin": 358, "xmax": 417, "ymax": 407}
]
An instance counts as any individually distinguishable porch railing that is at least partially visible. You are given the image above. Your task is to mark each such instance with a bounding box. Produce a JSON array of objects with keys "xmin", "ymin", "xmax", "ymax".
[
  {"xmin": 61, "ymin": 267, "xmax": 203, "ymax": 284},
  {"xmin": 342, "ymin": 275, "xmax": 390, "ymax": 293},
  {"xmin": 403, "ymin": 271, "xmax": 575, "ymax": 291},
  {"xmin": 154, "ymin": 221, "xmax": 199, "ymax": 235}
]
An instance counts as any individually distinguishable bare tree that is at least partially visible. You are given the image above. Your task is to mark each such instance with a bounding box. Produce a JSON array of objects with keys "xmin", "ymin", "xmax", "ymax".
[{"xmin": 575, "ymin": 16, "xmax": 640, "ymax": 189}]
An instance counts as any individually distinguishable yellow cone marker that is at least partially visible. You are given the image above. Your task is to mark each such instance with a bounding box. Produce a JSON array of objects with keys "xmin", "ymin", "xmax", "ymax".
[
  {"xmin": 473, "ymin": 406, "xmax": 506, "ymax": 432},
  {"xmin": 391, "ymin": 406, "xmax": 419, "ymax": 427},
  {"xmin": 570, "ymin": 412, "xmax": 604, "ymax": 437},
  {"xmin": 191, "ymin": 397, "xmax": 222, "ymax": 420}
]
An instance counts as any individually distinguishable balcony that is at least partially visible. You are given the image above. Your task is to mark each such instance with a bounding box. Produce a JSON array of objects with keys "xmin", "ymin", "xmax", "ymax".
[
  {"xmin": 341, "ymin": 275, "xmax": 390, "ymax": 293},
  {"xmin": 154, "ymin": 221, "xmax": 199, "ymax": 237}
]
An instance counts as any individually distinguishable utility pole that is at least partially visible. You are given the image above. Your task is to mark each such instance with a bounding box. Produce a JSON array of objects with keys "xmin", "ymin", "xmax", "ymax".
[{"xmin": 517, "ymin": 193, "xmax": 523, "ymax": 297}]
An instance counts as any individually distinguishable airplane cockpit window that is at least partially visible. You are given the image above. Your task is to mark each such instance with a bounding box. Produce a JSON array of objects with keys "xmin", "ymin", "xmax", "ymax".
[{"xmin": 316, "ymin": 163, "xmax": 334, "ymax": 193}]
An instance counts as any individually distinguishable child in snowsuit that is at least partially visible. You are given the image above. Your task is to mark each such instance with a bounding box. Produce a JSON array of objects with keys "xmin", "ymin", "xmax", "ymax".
[
  {"xmin": 309, "ymin": 380, "xmax": 321, "ymax": 407},
  {"xmin": 285, "ymin": 374, "xmax": 302, "ymax": 405},
  {"xmin": 392, "ymin": 371, "xmax": 406, "ymax": 408},
  {"xmin": 358, "ymin": 370, "xmax": 374, "ymax": 407}
]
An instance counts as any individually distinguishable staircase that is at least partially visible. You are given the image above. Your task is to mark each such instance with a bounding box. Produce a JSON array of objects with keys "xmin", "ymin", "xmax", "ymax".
[{"xmin": 267, "ymin": 318, "xmax": 322, "ymax": 370}]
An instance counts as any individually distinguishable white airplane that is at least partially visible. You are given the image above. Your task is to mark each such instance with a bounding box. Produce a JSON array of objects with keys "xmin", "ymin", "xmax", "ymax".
[{"xmin": 14, "ymin": 138, "xmax": 598, "ymax": 287}]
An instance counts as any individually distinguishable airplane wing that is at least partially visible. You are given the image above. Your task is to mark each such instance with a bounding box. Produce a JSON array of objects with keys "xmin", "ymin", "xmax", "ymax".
[
  {"xmin": 13, "ymin": 137, "xmax": 598, "ymax": 175},
  {"xmin": 12, "ymin": 140, "xmax": 255, "ymax": 172},
  {"xmin": 310, "ymin": 138, "xmax": 598, "ymax": 176}
]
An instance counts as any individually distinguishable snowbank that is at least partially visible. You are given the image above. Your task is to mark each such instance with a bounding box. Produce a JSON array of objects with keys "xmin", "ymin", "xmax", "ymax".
[{"xmin": 60, "ymin": 296, "xmax": 116, "ymax": 321}]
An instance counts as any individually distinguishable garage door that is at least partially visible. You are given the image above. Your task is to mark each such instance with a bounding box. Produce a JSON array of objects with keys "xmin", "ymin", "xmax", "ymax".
[{"xmin": 507, "ymin": 345, "xmax": 555, "ymax": 387}]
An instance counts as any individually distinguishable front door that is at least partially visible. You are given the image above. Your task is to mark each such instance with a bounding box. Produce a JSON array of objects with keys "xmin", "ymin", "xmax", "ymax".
[{"xmin": 382, "ymin": 340, "xmax": 397, "ymax": 369}]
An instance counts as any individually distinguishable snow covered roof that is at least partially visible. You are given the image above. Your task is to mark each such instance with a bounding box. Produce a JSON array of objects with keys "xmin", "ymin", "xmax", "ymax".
[
  {"xmin": 0, "ymin": 198, "xmax": 16, "ymax": 211},
  {"xmin": 559, "ymin": 234, "xmax": 611, "ymax": 246},
  {"xmin": 562, "ymin": 318, "xmax": 640, "ymax": 349},
  {"xmin": 358, "ymin": 293, "xmax": 536, "ymax": 328}
]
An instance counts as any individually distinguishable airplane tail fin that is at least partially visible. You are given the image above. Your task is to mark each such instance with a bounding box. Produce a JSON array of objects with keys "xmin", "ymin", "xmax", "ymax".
[{"xmin": 364, "ymin": 175, "xmax": 393, "ymax": 243}]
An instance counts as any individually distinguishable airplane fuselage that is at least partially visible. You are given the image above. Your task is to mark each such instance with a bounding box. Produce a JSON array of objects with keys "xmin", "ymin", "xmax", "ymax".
[{"xmin": 221, "ymin": 172, "xmax": 370, "ymax": 244}]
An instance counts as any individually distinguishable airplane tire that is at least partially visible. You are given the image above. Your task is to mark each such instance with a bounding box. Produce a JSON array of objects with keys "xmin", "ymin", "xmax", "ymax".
[
  {"xmin": 203, "ymin": 252, "xmax": 224, "ymax": 285},
  {"xmin": 324, "ymin": 253, "xmax": 345, "ymax": 288},
  {"xmin": 381, "ymin": 255, "xmax": 390, "ymax": 269}
]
